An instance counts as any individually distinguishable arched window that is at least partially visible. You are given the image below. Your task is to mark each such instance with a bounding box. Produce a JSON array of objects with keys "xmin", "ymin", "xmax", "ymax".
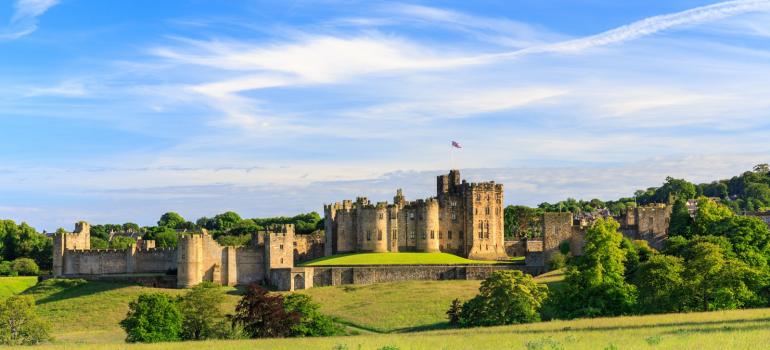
[{"xmin": 377, "ymin": 230, "xmax": 382, "ymax": 241}]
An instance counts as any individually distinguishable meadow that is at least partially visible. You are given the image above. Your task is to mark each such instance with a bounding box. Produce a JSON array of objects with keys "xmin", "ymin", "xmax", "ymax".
[
  {"xmin": 0, "ymin": 276, "xmax": 37, "ymax": 299},
  {"xmin": 299, "ymin": 252, "xmax": 523, "ymax": 266},
  {"xmin": 8, "ymin": 270, "xmax": 770, "ymax": 349}
]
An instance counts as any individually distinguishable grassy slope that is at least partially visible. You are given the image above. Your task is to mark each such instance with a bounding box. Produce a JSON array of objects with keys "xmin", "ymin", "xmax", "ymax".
[
  {"xmin": 23, "ymin": 279, "xmax": 243, "ymax": 344},
  {"xmin": 0, "ymin": 276, "xmax": 37, "ymax": 299},
  {"xmin": 17, "ymin": 307, "xmax": 770, "ymax": 350},
  {"xmin": 300, "ymin": 252, "xmax": 522, "ymax": 266}
]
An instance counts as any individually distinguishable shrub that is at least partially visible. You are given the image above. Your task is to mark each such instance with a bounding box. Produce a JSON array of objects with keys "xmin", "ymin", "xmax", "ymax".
[
  {"xmin": 0, "ymin": 261, "xmax": 17, "ymax": 276},
  {"xmin": 10, "ymin": 258, "xmax": 39, "ymax": 276},
  {"xmin": 446, "ymin": 298, "xmax": 462, "ymax": 325},
  {"xmin": 232, "ymin": 284, "xmax": 299, "ymax": 338},
  {"xmin": 548, "ymin": 252, "xmax": 567, "ymax": 270},
  {"xmin": 179, "ymin": 282, "xmax": 226, "ymax": 340},
  {"xmin": 120, "ymin": 293, "xmax": 182, "ymax": 343},
  {"xmin": 283, "ymin": 293, "xmax": 343, "ymax": 337},
  {"xmin": 0, "ymin": 295, "xmax": 50, "ymax": 345},
  {"xmin": 457, "ymin": 270, "xmax": 548, "ymax": 327}
]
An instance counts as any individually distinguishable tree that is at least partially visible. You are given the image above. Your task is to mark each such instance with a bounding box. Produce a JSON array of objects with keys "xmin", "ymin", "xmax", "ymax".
[
  {"xmin": 179, "ymin": 282, "xmax": 226, "ymax": 340},
  {"xmin": 214, "ymin": 211, "xmax": 242, "ymax": 232},
  {"xmin": 456, "ymin": 270, "xmax": 548, "ymax": 327},
  {"xmin": 655, "ymin": 177, "xmax": 697, "ymax": 203},
  {"xmin": 668, "ymin": 198, "xmax": 694, "ymax": 238},
  {"xmin": 634, "ymin": 255, "xmax": 686, "ymax": 313},
  {"xmin": 110, "ymin": 236, "xmax": 136, "ymax": 250},
  {"xmin": 283, "ymin": 294, "xmax": 343, "ymax": 337},
  {"xmin": 10, "ymin": 258, "xmax": 39, "ymax": 276},
  {"xmin": 120, "ymin": 293, "xmax": 182, "ymax": 343},
  {"xmin": 446, "ymin": 299, "xmax": 462, "ymax": 326},
  {"xmin": 154, "ymin": 229, "xmax": 179, "ymax": 249},
  {"xmin": 90, "ymin": 236, "xmax": 109, "ymax": 249},
  {"xmin": 553, "ymin": 218, "xmax": 637, "ymax": 318},
  {"xmin": 0, "ymin": 295, "xmax": 49, "ymax": 345},
  {"xmin": 232, "ymin": 284, "xmax": 299, "ymax": 338},
  {"xmin": 158, "ymin": 212, "xmax": 186, "ymax": 229}
]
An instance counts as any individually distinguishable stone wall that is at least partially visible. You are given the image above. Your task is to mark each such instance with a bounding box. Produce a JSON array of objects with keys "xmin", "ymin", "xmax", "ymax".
[
  {"xmin": 134, "ymin": 248, "xmax": 177, "ymax": 273},
  {"xmin": 634, "ymin": 205, "xmax": 671, "ymax": 250},
  {"xmin": 297, "ymin": 264, "xmax": 540, "ymax": 290},
  {"xmin": 542, "ymin": 212, "xmax": 574, "ymax": 262},
  {"xmin": 294, "ymin": 232, "xmax": 325, "ymax": 263},
  {"xmin": 504, "ymin": 240, "xmax": 526, "ymax": 257}
]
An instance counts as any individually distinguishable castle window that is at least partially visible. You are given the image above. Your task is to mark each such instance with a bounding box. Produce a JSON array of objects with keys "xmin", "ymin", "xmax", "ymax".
[
  {"xmin": 451, "ymin": 213, "xmax": 457, "ymax": 221},
  {"xmin": 486, "ymin": 244, "xmax": 489, "ymax": 251},
  {"xmin": 409, "ymin": 213, "xmax": 415, "ymax": 220},
  {"xmin": 476, "ymin": 194, "xmax": 481, "ymax": 201},
  {"xmin": 430, "ymin": 230, "xmax": 435, "ymax": 239},
  {"xmin": 379, "ymin": 213, "xmax": 384, "ymax": 220},
  {"xmin": 475, "ymin": 208, "xmax": 478, "ymax": 215},
  {"xmin": 421, "ymin": 232, "xmax": 427, "ymax": 240},
  {"xmin": 448, "ymin": 231, "xmax": 453, "ymax": 239},
  {"xmin": 377, "ymin": 230, "xmax": 382, "ymax": 241},
  {"xmin": 649, "ymin": 217, "xmax": 654, "ymax": 227},
  {"xmin": 280, "ymin": 244, "xmax": 284, "ymax": 250},
  {"xmin": 439, "ymin": 231, "xmax": 443, "ymax": 239},
  {"xmin": 392, "ymin": 229, "xmax": 397, "ymax": 240},
  {"xmin": 367, "ymin": 231, "xmax": 371, "ymax": 241},
  {"xmin": 293, "ymin": 242, "xmax": 297, "ymax": 247},
  {"xmin": 409, "ymin": 231, "xmax": 415, "ymax": 240},
  {"xmin": 280, "ymin": 258, "xmax": 284, "ymax": 264},
  {"xmin": 486, "ymin": 207, "xmax": 490, "ymax": 215}
]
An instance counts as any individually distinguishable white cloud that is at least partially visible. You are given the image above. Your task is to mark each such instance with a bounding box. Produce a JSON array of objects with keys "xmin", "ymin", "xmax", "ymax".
[{"xmin": 1, "ymin": 0, "xmax": 59, "ymax": 40}]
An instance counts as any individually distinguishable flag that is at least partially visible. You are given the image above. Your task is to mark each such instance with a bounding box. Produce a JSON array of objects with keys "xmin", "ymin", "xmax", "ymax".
[{"xmin": 451, "ymin": 141, "xmax": 462, "ymax": 149}]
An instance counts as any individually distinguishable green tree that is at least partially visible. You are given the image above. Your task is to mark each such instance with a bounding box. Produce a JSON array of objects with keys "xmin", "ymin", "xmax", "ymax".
[
  {"xmin": 158, "ymin": 212, "xmax": 186, "ymax": 229},
  {"xmin": 154, "ymin": 229, "xmax": 179, "ymax": 249},
  {"xmin": 655, "ymin": 177, "xmax": 697, "ymax": 203},
  {"xmin": 10, "ymin": 258, "xmax": 39, "ymax": 276},
  {"xmin": 120, "ymin": 293, "xmax": 182, "ymax": 343},
  {"xmin": 179, "ymin": 282, "xmax": 226, "ymax": 340},
  {"xmin": 634, "ymin": 255, "xmax": 686, "ymax": 313},
  {"xmin": 668, "ymin": 198, "xmax": 694, "ymax": 238},
  {"xmin": 110, "ymin": 236, "xmax": 136, "ymax": 250},
  {"xmin": 554, "ymin": 218, "xmax": 637, "ymax": 318},
  {"xmin": 457, "ymin": 270, "xmax": 548, "ymax": 327},
  {"xmin": 0, "ymin": 295, "xmax": 49, "ymax": 345},
  {"xmin": 90, "ymin": 236, "xmax": 109, "ymax": 249},
  {"xmin": 283, "ymin": 294, "xmax": 343, "ymax": 337},
  {"xmin": 214, "ymin": 211, "xmax": 242, "ymax": 232}
]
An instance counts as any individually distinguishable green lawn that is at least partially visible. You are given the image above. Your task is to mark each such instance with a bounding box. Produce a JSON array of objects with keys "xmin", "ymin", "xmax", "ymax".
[
  {"xmin": 0, "ymin": 276, "xmax": 38, "ymax": 299},
  {"xmin": 299, "ymin": 252, "xmax": 521, "ymax": 266},
  {"xmin": 16, "ymin": 307, "xmax": 770, "ymax": 349}
]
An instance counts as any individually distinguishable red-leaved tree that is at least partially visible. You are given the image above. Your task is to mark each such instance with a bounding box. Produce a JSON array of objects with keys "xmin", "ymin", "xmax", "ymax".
[{"xmin": 231, "ymin": 284, "xmax": 299, "ymax": 338}]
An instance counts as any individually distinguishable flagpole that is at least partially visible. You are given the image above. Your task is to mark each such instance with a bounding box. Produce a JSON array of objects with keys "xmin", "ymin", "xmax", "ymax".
[{"xmin": 450, "ymin": 145, "xmax": 454, "ymax": 169}]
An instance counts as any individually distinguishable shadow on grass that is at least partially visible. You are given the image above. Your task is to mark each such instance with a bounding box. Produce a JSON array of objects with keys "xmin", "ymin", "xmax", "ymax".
[
  {"xmin": 395, "ymin": 321, "xmax": 453, "ymax": 333},
  {"xmin": 27, "ymin": 279, "xmax": 129, "ymax": 305},
  {"xmin": 442, "ymin": 316, "xmax": 770, "ymax": 336},
  {"xmin": 662, "ymin": 323, "xmax": 770, "ymax": 335}
]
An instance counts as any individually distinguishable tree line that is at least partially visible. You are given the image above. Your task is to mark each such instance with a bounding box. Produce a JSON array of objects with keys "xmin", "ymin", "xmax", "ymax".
[{"xmin": 451, "ymin": 196, "xmax": 770, "ymax": 327}]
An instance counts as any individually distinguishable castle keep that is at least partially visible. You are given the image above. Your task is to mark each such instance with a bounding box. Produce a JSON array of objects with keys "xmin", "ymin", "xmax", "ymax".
[{"xmin": 324, "ymin": 170, "xmax": 507, "ymax": 260}]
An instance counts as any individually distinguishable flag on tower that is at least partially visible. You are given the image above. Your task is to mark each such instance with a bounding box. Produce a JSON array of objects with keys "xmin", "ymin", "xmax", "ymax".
[{"xmin": 451, "ymin": 141, "xmax": 462, "ymax": 149}]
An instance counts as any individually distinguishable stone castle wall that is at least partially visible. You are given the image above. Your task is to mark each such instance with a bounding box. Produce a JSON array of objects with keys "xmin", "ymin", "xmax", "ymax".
[{"xmin": 294, "ymin": 232, "xmax": 325, "ymax": 263}]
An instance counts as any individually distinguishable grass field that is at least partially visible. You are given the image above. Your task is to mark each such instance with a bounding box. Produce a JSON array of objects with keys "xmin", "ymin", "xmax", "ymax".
[
  {"xmin": 299, "ymin": 252, "xmax": 522, "ymax": 266},
  {"xmin": 0, "ymin": 276, "xmax": 38, "ymax": 299},
  {"xmin": 15, "ymin": 307, "xmax": 770, "ymax": 349}
]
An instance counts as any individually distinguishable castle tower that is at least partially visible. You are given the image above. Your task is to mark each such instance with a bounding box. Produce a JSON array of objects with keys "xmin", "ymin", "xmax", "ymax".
[
  {"xmin": 52, "ymin": 221, "xmax": 91, "ymax": 277},
  {"xmin": 417, "ymin": 199, "xmax": 440, "ymax": 253},
  {"xmin": 372, "ymin": 203, "xmax": 389, "ymax": 253},
  {"xmin": 177, "ymin": 233, "xmax": 203, "ymax": 288},
  {"xmin": 464, "ymin": 182, "xmax": 507, "ymax": 260},
  {"xmin": 265, "ymin": 224, "xmax": 295, "ymax": 270}
]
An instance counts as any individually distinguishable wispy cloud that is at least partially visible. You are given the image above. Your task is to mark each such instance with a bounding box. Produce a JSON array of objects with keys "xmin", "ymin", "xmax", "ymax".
[{"xmin": 1, "ymin": 0, "xmax": 59, "ymax": 40}]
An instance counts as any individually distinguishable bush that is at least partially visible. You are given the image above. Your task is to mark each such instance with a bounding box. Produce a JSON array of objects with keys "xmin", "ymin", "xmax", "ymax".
[
  {"xmin": 548, "ymin": 252, "xmax": 567, "ymax": 270},
  {"xmin": 0, "ymin": 295, "xmax": 50, "ymax": 345},
  {"xmin": 232, "ymin": 284, "xmax": 299, "ymax": 338},
  {"xmin": 0, "ymin": 261, "xmax": 17, "ymax": 276},
  {"xmin": 120, "ymin": 293, "xmax": 182, "ymax": 343},
  {"xmin": 283, "ymin": 293, "xmax": 343, "ymax": 337},
  {"xmin": 456, "ymin": 270, "xmax": 548, "ymax": 327},
  {"xmin": 10, "ymin": 258, "xmax": 39, "ymax": 276}
]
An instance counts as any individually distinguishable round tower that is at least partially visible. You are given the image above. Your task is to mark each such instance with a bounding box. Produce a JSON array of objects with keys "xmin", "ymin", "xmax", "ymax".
[
  {"xmin": 373, "ymin": 203, "xmax": 389, "ymax": 253},
  {"xmin": 420, "ymin": 199, "xmax": 441, "ymax": 253},
  {"xmin": 177, "ymin": 234, "xmax": 201, "ymax": 288}
]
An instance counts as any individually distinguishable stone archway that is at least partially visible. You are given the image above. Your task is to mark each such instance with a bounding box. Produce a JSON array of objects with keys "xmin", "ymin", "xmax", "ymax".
[{"xmin": 293, "ymin": 274, "xmax": 305, "ymax": 290}]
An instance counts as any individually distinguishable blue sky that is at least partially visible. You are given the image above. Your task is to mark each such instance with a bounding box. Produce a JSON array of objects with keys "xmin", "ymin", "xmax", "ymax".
[{"xmin": 2, "ymin": 0, "xmax": 770, "ymax": 231}]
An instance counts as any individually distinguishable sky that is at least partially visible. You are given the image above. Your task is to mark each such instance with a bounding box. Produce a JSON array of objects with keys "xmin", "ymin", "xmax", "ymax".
[{"xmin": 1, "ymin": 0, "xmax": 770, "ymax": 231}]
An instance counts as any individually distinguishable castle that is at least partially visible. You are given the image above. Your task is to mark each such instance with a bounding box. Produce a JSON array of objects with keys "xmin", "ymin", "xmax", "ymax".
[
  {"xmin": 324, "ymin": 170, "xmax": 507, "ymax": 260},
  {"xmin": 52, "ymin": 169, "xmax": 674, "ymax": 290},
  {"xmin": 53, "ymin": 222, "xmax": 310, "ymax": 289}
]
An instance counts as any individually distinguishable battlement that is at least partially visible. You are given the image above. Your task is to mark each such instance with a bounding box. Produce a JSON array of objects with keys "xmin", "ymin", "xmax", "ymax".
[{"xmin": 465, "ymin": 181, "xmax": 503, "ymax": 191}]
